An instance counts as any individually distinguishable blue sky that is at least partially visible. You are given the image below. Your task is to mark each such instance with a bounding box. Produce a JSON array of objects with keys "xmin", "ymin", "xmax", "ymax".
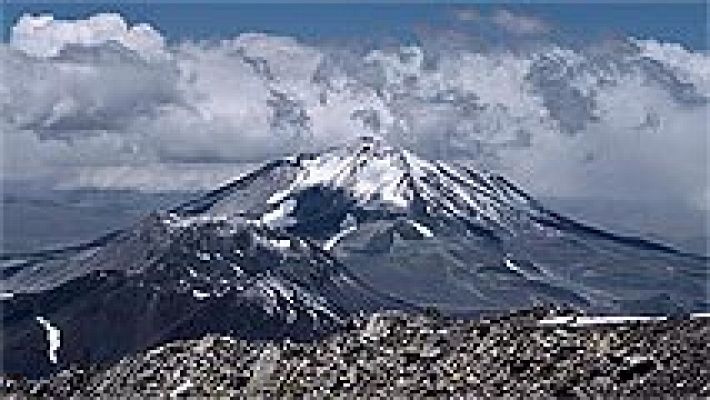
[{"xmin": 3, "ymin": 2, "xmax": 708, "ymax": 49}]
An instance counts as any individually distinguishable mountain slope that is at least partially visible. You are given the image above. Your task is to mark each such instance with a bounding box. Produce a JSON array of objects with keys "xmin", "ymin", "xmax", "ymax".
[
  {"xmin": 1, "ymin": 136, "xmax": 707, "ymax": 377},
  {"xmin": 2, "ymin": 213, "xmax": 412, "ymax": 377},
  {"xmin": 167, "ymin": 136, "xmax": 706, "ymax": 312}
]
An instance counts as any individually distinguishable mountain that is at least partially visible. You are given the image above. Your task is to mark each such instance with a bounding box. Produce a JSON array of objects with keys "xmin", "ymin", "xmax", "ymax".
[{"xmin": 1, "ymin": 136, "xmax": 707, "ymax": 377}]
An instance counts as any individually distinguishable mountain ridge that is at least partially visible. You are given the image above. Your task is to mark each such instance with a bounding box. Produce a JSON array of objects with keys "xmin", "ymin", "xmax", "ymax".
[{"xmin": 1, "ymin": 136, "xmax": 707, "ymax": 377}]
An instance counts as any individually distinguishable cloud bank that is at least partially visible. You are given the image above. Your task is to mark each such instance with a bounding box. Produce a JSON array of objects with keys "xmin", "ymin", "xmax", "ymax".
[{"xmin": 1, "ymin": 13, "xmax": 708, "ymax": 211}]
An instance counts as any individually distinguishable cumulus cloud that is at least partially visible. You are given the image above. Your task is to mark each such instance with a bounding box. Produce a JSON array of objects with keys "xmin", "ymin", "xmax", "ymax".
[
  {"xmin": 1, "ymin": 45, "xmax": 179, "ymax": 138},
  {"xmin": 1, "ymin": 13, "xmax": 708, "ymax": 212},
  {"xmin": 633, "ymin": 38, "xmax": 710, "ymax": 96},
  {"xmin": 11, "ymin": 13, "xmax": 167, "ymax": 60}
]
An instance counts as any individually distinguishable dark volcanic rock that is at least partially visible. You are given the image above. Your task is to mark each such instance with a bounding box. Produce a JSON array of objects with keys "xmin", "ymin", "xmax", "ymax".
[{"xmin": 3, "ymin": 309, "xmax": 708, "ymax": 398}]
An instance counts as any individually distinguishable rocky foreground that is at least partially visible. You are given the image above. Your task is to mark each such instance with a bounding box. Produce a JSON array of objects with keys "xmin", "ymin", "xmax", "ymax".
[{"xmin": 3, "ymin": 309, "xmax": 708, "ymax": 398}]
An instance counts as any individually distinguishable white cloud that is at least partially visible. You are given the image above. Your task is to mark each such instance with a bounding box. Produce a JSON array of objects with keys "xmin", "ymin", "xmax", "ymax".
[
  {"xmin": 453, "ymin": 8, "xmax": 481, "ymax": 22},
  {"xmin": 490, "ymin": 9, "xmax": 550, "ymax": 35},
  {"xmin": 1, "ymin": 13, "xmax": 708, "ymax": 213},
  {"xmin": 453, "ymin": 8, "xmax": 549, "ymax": 35},
  {"xmin": 634, "ymin": 38, "xmax": 710, "ymax": 96},
  {"xmin": 0, "ymin": 45, "xmax": 179, "ymax": 139},
  {"xmin": 11, "ymin": 13, "xmax": 167, "ymax": 60}
]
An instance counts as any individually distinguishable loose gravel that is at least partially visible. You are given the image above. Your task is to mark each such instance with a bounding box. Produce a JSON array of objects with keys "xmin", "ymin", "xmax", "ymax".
[{"xmin": 3, "ymin": 308, "xmax": 708, "ymax": 398}]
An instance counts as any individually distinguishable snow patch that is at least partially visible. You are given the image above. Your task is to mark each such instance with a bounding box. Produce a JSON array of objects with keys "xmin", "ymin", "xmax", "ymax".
[
  {"xmin": 572, "ymin": 315, "xmax": 668, "ymax": 325},
  {"xmin": 192, "ymin": 289, "xmax": 211, "ymax": 300},
  {"xmin": 261, "ymin": 199, "xmax": 297, "ymax": 228},
  {"xmin": 539, "ymin": 315, "xmax": 667, "ymax": 327},
  {"xmin": 36, "ymin": 316, "xmax": 61, "ymax": 364},
  {"xmin": 504, "ymin": 258, "xmax": 522, "ymax": 274},
  {"xmin": 408, "ymin": 220, "xmax": 434, "ymax": 238},
  {"xmin": 323, "ymin": 226, "xmax": 357, "ymax": 251},
  {"xmin": 268, "ymin": 239, "xmax": 292, "ymax": 249},
  {"xmin": 170, "ymin": 380, "xmax": 194, "ymax": 397},
  {"xmin": 266, "ymin": 186, "xmax": 295, "ymax": 205},
  {"xmin": 537, "ymin": 316, "xmax": 575, "ymax": 325}
]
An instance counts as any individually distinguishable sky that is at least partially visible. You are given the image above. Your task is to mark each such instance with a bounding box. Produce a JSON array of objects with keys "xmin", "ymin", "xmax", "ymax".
[
  {"xmin": 2, "ymin": 2, "xmax": 708, "ymax": 49},
  {"xmin": 0, "ymin": 2, "xmax": 708, "ymax": 214}
]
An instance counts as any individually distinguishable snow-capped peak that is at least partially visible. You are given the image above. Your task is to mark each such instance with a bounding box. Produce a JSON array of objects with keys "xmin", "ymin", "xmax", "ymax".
[
  {"xmin": 267, "ymin": 136, "xmax": 414, "ymax": 209},
  {"xmin": 258, "ymin": 136, "xmax": 536, "ymax": 235}
]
